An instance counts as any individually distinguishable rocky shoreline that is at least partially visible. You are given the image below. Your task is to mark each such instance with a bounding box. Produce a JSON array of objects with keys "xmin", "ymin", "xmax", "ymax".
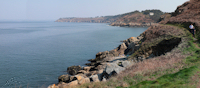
[
  {"xmin": 48, "ymin": 23, "xmax": 185, "ymax": 88},
  {"xmin": 48, "ymin": 35, "xmax": 145, "ymax": 88}
]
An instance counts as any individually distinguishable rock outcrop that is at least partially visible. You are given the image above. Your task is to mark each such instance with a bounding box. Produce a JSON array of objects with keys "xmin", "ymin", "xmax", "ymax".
[
  {"xmin": 58, "ymin": 74, "xmax": 74, "ymax": 83},
  {"xmin": 67, "ymin": 66, "xmax": 82, "ymax": 75},
  {"xmin": 159, "ymin": 0, "xmax": 200, "ymax": 30}
]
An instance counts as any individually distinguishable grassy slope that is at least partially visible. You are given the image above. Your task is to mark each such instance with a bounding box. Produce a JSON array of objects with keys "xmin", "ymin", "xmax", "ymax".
[
  {"xmin": 128, "ymin": 24, "xmax": 200, "ymax": 88},
  {"xmin": 74, "ymin": 24, "xmax": 200, "ymax": 88},
  {"xmin": 129, "ymin": 44, "xmax": 200, "ymax": 88}
]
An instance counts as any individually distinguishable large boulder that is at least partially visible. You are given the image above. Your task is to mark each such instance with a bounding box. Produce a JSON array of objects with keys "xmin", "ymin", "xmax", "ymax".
[
  {"xmin": 77, "ymin": 70, "xmax": 88, "ymax": 74},
  {"xmin": 123, "ymin": 37, "xmax": 139, "ymax": 46},
  {"xmin": 67, "ymin": 66, "xmax": 82, "ymax": 75},
  {"xmin": 90, "ymin": 75, "xmax": 100, "ymax": 82},
  {"xmin": 124, "ymin": 36, "xmax": 143, "ymax": 55},
  {"xmin": 109, "ymin": 49, "xmax": 119, "ymax": 57},
  {"xmin": 75, "ymin": 75, "xmax": 84, "ymax": 81},
  {"xmin": 78, "ymin": 77, "xmax": 90, "ymax": 85},
  {"xmin": 124, "ymin": 42, "xmax": 136, "ymax": 55},
  {"xmin": 121, "ymin": 61, "xmax": 132, "ymax": 67},
  {"xmin": 68, "ymin": 80, "xmax": 78, "ymax": 86},
  {"xmin": 102, "ymin": 63, "xmax": 126, "ymax": 79},
  {"xmin": 118, "ymin": 43, "xmax": 127, "ymax": 50},
  {"xmin": 83, "ymin": 66, "xmax": 91, "ymax": 72},
  {"xmin": 58, "ymin": 74, "xmax": 77, "ymax": 83},
  {"xmin": 59, "ymin": 80, "xmax": 78, "ymax": 88},
  {"xmin": 95, "ymin": 51, "xmax": 111, "ymax": 61},
  {"xmin": 58, "ymin": 75, "xmax": 70, "ymax": 83}
]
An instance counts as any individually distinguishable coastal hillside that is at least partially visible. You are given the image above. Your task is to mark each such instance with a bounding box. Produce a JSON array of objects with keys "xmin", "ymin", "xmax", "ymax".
[
  {"xmin": 48, "ymin": 0, "xmax": 200, "ymax": 88},
  {"xmin": 110, "ymin": 10, "xmax": 163, "ymax": 27},
  {"xmin": 55, "ymin": 10, "xmax": 164, "ymax": 27},
  {"xmin": 160, "ymin": 0, "xmax": 200, "ymax": 37}
]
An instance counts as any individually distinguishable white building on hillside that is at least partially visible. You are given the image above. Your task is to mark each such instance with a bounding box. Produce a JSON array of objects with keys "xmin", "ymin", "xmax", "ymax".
[{"xmin": 150, "ymin": 12, "xmax": 154, "ymax": 16}]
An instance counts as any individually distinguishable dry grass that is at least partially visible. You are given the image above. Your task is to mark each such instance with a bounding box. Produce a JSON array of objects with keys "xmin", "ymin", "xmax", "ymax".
[
  {"xmin": 189, "ymin": 71, "xmax": 200, "ymax": 87},
  {"xmin": 117, "ymin": 51, "xmax": 186, "ymax": 80},
  {"xmin": 142, "ymin": 24, "xmax": 185, "ymax": 44},
  {"xmin": 76, "ymin": 46, "xmax": 188, "ymax": 88},
  {"xmin": 75, "ymin": 55, "xmax": 186, "ymax": 88}
]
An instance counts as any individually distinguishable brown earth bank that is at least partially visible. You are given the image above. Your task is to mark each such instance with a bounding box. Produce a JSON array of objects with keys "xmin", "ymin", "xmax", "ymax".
[
  {"xmin": 49, "ymin": 0, "xmax": 200, "ymax": 87},
  {"xmin": 55, "ymin": 10, "xmax": 164, "ymax": 27}
]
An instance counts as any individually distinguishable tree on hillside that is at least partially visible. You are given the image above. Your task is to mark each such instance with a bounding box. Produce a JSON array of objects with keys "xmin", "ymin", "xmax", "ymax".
[{"xmin": 142, "ymin": 10, "xmax": 164, "ymax": 22}]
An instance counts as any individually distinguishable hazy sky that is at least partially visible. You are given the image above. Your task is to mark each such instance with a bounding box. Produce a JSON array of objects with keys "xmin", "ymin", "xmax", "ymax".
[{"xmin": 0, "ymin": 0, "xmax": 189, "ymax": 21}]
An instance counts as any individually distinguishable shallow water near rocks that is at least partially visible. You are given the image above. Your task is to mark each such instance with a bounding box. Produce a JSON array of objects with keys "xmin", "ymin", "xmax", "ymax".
[{"xmin": 0, "ymin": 21, "xmax": 147, "ymax": 88}]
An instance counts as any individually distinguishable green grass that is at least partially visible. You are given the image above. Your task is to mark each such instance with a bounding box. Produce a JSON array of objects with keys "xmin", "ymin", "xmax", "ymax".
[
  {"xmin": 184, "ymin": 41, "xmax": 200, "ymax": 63},
  {"xmin": 121, "ymin": 42, "xmax": 200, "ymax": 88},
  {"xmin": 130, "ymin": 66, "xmax": 199, "ymax": 88},
  {"xmin": 123, "ymin": 74, "xmax": 144, "ymax": 86},
  {"xmin": 126, "ymin": 25, "xmax": 200, "ymax": 88}
]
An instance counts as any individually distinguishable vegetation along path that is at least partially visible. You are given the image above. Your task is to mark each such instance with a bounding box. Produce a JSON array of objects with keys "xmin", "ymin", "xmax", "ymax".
[{"xmin": 68, "ymin": 23, "xmax": 200, "ymax": 88}]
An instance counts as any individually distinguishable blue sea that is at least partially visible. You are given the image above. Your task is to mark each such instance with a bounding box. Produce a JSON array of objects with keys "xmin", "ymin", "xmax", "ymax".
[{"xmin": 0, "ymin": 21, "xmax": 147, "ymax": 88}]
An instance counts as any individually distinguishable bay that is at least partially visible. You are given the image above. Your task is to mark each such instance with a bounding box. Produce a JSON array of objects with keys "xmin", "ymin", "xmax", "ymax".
[{"xmin": 0, "ymin": 21, "xmax": 147, "ymax": 88}]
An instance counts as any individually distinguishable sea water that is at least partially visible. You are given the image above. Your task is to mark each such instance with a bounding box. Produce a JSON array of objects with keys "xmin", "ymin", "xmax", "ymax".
[{"xmin": 0, "ymin": 21, "xmax": 147, "ymax": 88}]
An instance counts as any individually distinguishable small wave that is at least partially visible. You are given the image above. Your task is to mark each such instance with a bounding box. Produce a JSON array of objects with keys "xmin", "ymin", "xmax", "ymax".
[{"xmin": 2, "ymin": 75, "xmax": 27, "ymax": 88}]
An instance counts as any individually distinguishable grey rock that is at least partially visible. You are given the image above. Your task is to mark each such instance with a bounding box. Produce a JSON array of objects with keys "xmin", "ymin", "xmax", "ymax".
[
  {"xmin": 67, "ymin": 66, "xmax": 82, "ymax": 75},
  {"xmin": 122, "ymin": 61, "xmax": 131, "ymax": 67},
  {"xmin": 119, "ymin": 43, "xmax": 127, "ymax": 50},
  {"xmin": 102, "ymin": 77, "xmax": 107, "ymax": 82},
  {"xmin": 58, "ymin": 74, "xmax": 70, "ymax": 83},
  {"xmin": 58, "ymin": 75, "xmax": 77, "ymax": 83},
  {"xmin": 113, "ymin": 66, "xmax": 125, "ymax": 74},
  {"xmin": 90, "ymin": 75, "xmax": 100, "ymax": 82},
  {"xmin": 103, "ymin": 63, "xmax": 125, "ymax": 79},
  {"xmin": 125, "ymin": 42, "xmax": 136, "ymax": 55}
]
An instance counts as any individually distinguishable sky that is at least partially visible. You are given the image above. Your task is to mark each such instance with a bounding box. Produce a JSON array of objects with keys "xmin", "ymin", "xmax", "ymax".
[{"xmin": 0, "ymin": 0, "xmax": 189, "ymax": 21}]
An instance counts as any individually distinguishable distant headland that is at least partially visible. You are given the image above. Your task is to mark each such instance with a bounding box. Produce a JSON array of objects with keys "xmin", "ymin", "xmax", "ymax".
[{"xmin": 55, "ymin": 10, "xmax": 164, "ymax": 27}]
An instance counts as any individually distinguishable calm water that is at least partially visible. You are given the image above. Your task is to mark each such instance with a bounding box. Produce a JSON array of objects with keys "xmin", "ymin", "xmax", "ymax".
[{"xmin": 0, "ymin": 21, "xmax": 147, "ymax": 88}]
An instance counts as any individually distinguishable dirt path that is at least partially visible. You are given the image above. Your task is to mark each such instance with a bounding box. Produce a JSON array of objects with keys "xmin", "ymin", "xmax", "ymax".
[
  {"xmin": 192, "ymin": 39, "xmax": 200, "ymax": 88},
  {"xmin": 193, "ymin": 42, "xmax": 200, "ymax": 49}
]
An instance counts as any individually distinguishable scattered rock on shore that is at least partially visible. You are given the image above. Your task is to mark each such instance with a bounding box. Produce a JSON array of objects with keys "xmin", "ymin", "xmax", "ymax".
[
  {"xmin": 49, "ymin": 36, "xmax": 142, "ymax": 88},
  {"xmin": 67, "ymin": 65, "xmax": 82, "ymax": 75}
]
